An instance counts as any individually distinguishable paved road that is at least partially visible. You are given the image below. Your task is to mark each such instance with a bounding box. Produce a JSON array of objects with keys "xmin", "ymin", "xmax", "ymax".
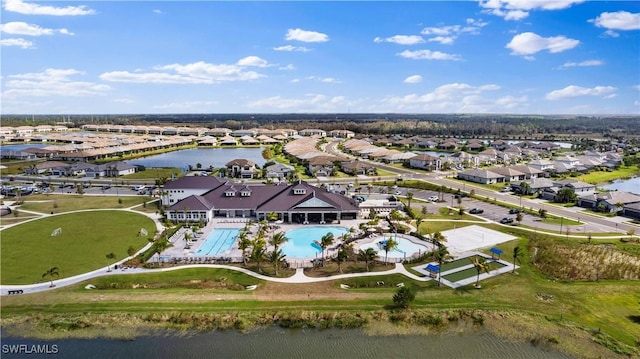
[{"xmin": 325, "ymin": 140, "xmax": 637, "ymax": 235}]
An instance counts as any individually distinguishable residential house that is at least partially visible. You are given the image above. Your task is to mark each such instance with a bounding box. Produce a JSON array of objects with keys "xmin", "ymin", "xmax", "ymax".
[
  {"xmin": 264, "ymin": 163, "xmax": 295, "ymax": 180},
  {"xmin": 408, "ymin": 154, "xmax": 441, "ymax": 171},
  {"xmin": 225, "ymin": 159, "xmax": 259, "ymax": 179},
  {"xmin": 457, "ymin": 169, "xmax": 503, "ymax": 185},
  {"xmin": 578, "ymin": 191, "xmax": 640, "ymax": 213}
]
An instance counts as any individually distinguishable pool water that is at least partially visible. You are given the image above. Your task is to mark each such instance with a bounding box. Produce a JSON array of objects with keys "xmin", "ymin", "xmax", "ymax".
[
  {"xmin": 359, "ymin": 236, "xmax": 429, "ymax": 259},
  {"xmin": 195, "ymin": 228, "xmax": 240, "ymax": 256},
  {"xmin": 282, "ymin": 226, "xmax": 350, "ymax": 258}
]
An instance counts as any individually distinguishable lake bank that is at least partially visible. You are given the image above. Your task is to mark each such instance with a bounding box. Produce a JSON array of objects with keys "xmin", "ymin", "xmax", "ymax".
[{"xmin": 0, "ymin": 309, "xmax": 634, "ymax": 358}]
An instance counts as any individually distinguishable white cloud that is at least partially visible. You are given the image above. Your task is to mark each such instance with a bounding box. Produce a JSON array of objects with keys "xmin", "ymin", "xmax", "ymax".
[
  {"xmin": 273, "ymin": 45, "xmax": 311, "ymax": 52},
  {"xmin": 590, "ymin": 11, "xmax": 640, "ymax": 31},
  {"xmin": 153, "ymin": 101, "xmax": 217, "ymax": 110},
  {"xmin": 427, "ymin": 36, "xmax": 456, "ymax": 45},
  {"xmin": 374, "ymin": 35, "xmax": 424, "ymax": 45},
  {"xmin": 479, "ymin": 0, "xmax": 583, "ymax": 21},
  {"xmin": 3, "ymin": 0, "xmax": 95, "ymax": 16},
  {"xmin": 153, "ymin": 9, "xmax": 162, "ymax": 14},
  {"xmin": 236, "ymin": 56, "xmax": 270, "ymax": 67},
  {"xmin": 248, "ymin": 94, "xmax": 350, "ymax": 111},
  {"xmin": 420, "ymin": 19, "xmax": 488, "ymax": 44},
  {"xmin": 0, "ymin": 21, "xmax": 73, "ymax": 36},
  {"xmin": 506, "ymin": 32, "xmax": 579, "ymax": 56},
  {"xmin": 545, "ymin": 85, "xmax": 617, "ymax": 100},
  {"xmin": 285, "ymin": 28, "xmax": 329, "ymax": 43},
  {"xmin": 279, "ymin": 64, "xmax": 295, "ymax": 71},
  {"xmin": 305, "ymin": 76, "xmax": 341, "ymax": 83},
  {"xmin": 383, "ymin": 82, "xmax": 513, "ymax": 112},
  {"xmin": 397, "ymin": 49, "xmax": 462, "ymax": 61},
  {"xmin": 403, "ymin": 75, "xmax": 423, "ymax": 84},
  {"xmin": 113, "ymin": 98, "xmax": 133, "ymax": 104},
  {"xmin": 3, "ymin": 68, "xmax": 110, "ymax": 98},
  {"xmin": 634, "ymin": 85, "xmax": 640, "ymax": 91},
  {"xmin": 558, "ymin": 60, "xmax": 604, "ymax": 69},
  {"xmin": 0, "ymin": 38, "xmax": 34, "ymax": 48},
  {"xmin": 602, "ymin": 29, "xmax": 620, "ymax": 38},
  {"xmin": 100, "ymin": 60, "xmax": 266, "ymax": 84}
]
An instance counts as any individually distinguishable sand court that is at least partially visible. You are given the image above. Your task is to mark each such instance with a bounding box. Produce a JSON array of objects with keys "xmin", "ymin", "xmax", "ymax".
[{"xmin": 441, "ymin": 225, "xmax": 517, "ymax": 256}]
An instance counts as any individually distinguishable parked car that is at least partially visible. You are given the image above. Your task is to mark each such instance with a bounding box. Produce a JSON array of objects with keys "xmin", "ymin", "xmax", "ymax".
[
  {"xmin": 469, "ymin": 208, "xmax": 484, "ymax": 214},
  {"xmin": 395, "ymin": 190, "xmax": 402, "ymax": 196},
  {"xmin": 501, "ymin": 187, "xmax": 511, "ymax": 192},
  {"xmin": 428, "ymin": 195, "xmax": 439, "ymax": 202},
  {"xmin": 500, "ymin": 217, "xmax": 514, "ymax": 224},
  {"xmin": 508, "ymin": 208, "xmax": 521, "ymax": 214}
]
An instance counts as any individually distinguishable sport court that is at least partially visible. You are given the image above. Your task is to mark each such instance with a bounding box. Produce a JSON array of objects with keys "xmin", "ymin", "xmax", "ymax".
[{"xmin": 440, "ymin": 225, "xmax": 517, "ymax": 256}]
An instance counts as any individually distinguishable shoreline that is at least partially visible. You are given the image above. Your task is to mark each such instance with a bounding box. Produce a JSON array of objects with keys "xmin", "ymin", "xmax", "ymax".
[{"xmin": 1, "ymin": 309, "xmax": 635, "ymax": 358}]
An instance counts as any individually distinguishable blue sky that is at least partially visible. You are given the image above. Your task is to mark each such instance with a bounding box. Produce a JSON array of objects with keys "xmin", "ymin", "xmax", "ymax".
[{"xmin": 1, "ymin": 0, "xmax": 639, "ymax": 115}]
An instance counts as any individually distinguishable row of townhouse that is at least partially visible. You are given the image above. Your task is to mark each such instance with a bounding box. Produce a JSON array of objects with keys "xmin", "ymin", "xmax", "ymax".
[
  {"xmin": 0, "ymin": 126, "xmax": 70, "ymax": 141},
  {"xmin": 24, "ymin": 161, "xmax": 136, "ymax": 177}
]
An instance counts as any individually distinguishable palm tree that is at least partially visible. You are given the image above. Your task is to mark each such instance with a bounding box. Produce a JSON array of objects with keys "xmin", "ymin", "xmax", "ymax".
[
  {"xmin": 42, "ymin": 266, "xmax": 59, "ymax": 287},
  {"xmin": 406, "ymin": 191, "xmax": 414, "ymax": 209},
  {"xmin": 269, "ymin": 231, "xmax": 288, "ymax": 252},
  {"xmin": 512, "ymin": 246, "xmax": 523, "ymax": 273},
  {"xmin": 335, "ymin": 248, "xmax": 348, "ymax": 273},
  {"xmin": 318, "ymin": 232, "xmax": 335, "ymax": 267},
  {"xmin": 381, "ymin": 236, "xmax": 398, "ymax": 265},
  {"xmin": 358, "ymin": 247, "xmax": 378, "ymax": 272},
  {"xmin": 106, "ymin": 252, "xmax": 116, "ymax": 272},
  {"xmin": 249, "ymin": 238, "xmax": 267, "ymax": 272},
  {"xmin": 434, "ymin": 246, "xmax": 452, "ymax": 287},
  {"xmin": 470, "ymin": 256, "xmax": 491, "ymax": 288},
  {"xmin": 184, "ymin": 232, "xmax": 192, "ymax": 249},
  {"xmin": 154, "ymin": 237, "xmax": 172, "ymax": 256},
  {"xmin": 237, "ymin": 232, "xmax": 251, "ymax": 265},
  {"xmin": 431, "ymin": 231, "xmax": 447, "ymax": 253},
  {"xmin": 268, "ymin": 249, "xmax": 286, "ymax": 276},
  {"xmin": 367, "ymin": 183, "xmax": 373, "ymax": 195}
]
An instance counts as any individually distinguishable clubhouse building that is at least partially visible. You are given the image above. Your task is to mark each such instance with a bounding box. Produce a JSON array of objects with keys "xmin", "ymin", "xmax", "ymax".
[{"xmin": 163, "ymin": 176, "xmax": 360, "ymax": 224}]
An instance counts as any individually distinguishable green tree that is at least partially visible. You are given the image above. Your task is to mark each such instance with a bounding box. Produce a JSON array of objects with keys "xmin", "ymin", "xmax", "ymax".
[
  {"xmin": 106, "ymin": 252, "xmax": 116, "ymax": 272},
  {"xmin": 555, "ymin": 188, "xmax": 577, "ymax": 204},
  {"xmin": 406, "ymin": 191, "xmax": 414, "ymax": 209},
  {"xmin": 237, "ymin": 232, "xmax": 251, "ymax": 265},
  {"xmin": 393, "ymin": 286, "xmax": 415, "ymax": 309},
  {"xmin": 335, "ymin": 247, "xmax": 348, "ymax": 274},
  {"xmin": 266, "ymin": 212, "xmax": 278, "ymax": 222},
  {"xmin": 381, "ymin": 236, "xmax": 398, "ymax": 265},
  {"xmin": 470, "ymin": 256, "xmax": 491, "ymax": 288},
  {"xmin": 515, "ymin": 212, "xmax": 523, "ymax": 225},
  {"xmin": 127, "ymin": 245, "xmax": 136, "ymax": 257},
  {"xmin": 434, "ymin": 246, "xmax": 452, "ymax": 287},
  {"xmin": 250, "ymin": 238, "xmax": 267, "ymax": 273},
  {"xmin": 512, "ymin": 246, "xmax": 523, "ymax": 273},
  {"xmin": 318, "ymin": 232, "xmax": 335, "ymax": 267},
  {"xmin": 269, "ymin": 231, "xmax": 288, "ymax": 253},
  {"xmin": 268, "ymin": 249, "xmax": 286, "ymax": 276},
  {"xmin": 42, "ymin": 266, "xmax": 59, "ymax": 287},
  {"xmin": 358, "ymin": 247, "xmax": 378, "ymax": 272}
]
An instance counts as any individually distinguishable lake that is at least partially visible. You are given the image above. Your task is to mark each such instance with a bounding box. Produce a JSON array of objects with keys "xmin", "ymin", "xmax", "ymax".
[
  {"xmin": 1, "ymin": 328, "xmax": 571, "ymax": 359},
  {"xmin": 126, "ymin": 148, "xmax": 268, "ymax": 169},
  {"xmin": 600, "ymin": 177, "xmax": 640, "ymax": 195}
]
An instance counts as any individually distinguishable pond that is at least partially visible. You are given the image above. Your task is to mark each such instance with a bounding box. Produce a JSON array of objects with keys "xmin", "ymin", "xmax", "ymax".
[
  {"xmin": 600, "ymin": 177, "xmax": 640, "ymax": 195},
  {"xmin": 126, "ymin": 147, "xmax": 268, "ymax": 169}
]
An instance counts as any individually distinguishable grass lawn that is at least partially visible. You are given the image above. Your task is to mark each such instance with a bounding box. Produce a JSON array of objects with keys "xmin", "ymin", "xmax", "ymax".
[
  {"xmin": 18, "ymin": 194, "xmax": 152, "ymax": 213},
  {"xmin": 123, "ymin": 168, "xmax": 181, "ymax": 180},
  {"xmin": 415, "ymin": 221, "xmax": 473, "ymax": 234},
  {"xmin": 574, "ymin": 166, "xmax": 640, "ymax": 185},
  {"xmin": 0, "ymin": 211, "xmax": 155, "ymax": 285}
]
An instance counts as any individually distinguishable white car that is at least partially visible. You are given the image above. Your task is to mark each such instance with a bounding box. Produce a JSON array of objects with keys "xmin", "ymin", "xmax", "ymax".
[{"xmin": 428, "ymin": 195, "xmax": 439, "ymax": 202}]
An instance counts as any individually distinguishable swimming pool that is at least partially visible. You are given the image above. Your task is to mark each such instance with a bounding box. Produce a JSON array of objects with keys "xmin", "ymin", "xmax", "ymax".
[
  {"xmin": 282, "ymin": 226, "xmax": 350, "ymax": 258},
  {"xmin": 359, "ymin": 235, "xmax": 429, "ymax": 259},
  {"xmin": 195, "ymin": 228, "xmax": 240, "ymax": 256}
]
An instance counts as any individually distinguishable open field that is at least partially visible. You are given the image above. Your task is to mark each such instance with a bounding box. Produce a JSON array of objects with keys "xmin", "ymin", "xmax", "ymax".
[
  {"xmin": 0, "ymin": 211, "xmax": 155, "ymax": 284},
  {"xmin": 17, "ymin": 194, "xmax": 153, "ymax": 213},
  {"xmin": 122, "ymin": 167, "xmax": 181, "ymax": 180}
]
